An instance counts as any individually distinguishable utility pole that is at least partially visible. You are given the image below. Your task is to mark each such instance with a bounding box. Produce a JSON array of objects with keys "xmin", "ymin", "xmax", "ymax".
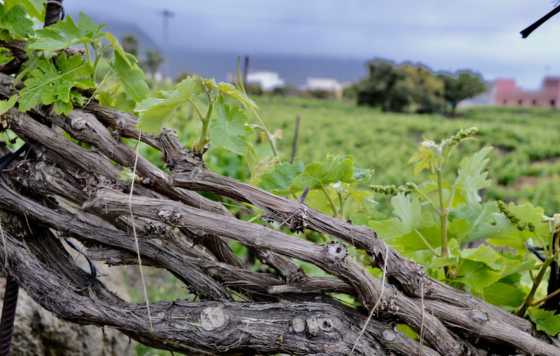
[
  {"xmin": 159, "ymin": 9, "xmax": 175, "ymax": 78},
  {"xmin": 243, "ymin": 55, "xmax": 250, "ymax": 88}
]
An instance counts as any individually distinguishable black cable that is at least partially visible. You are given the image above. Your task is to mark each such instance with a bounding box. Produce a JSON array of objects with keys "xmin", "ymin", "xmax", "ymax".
[
  {"xmin": 44, "ymin": 0, "xmax": 65, "ymax": 27},
  {"xmin": 0, "ymin": 276, "xmax": 19, "ymax": 356},
  {"xmin": 0, "ymin": 145, "xmax": 29, "ymax": 356},
  {"xmin": 64, "ymin": 239, "xmax": 97, "ymax": 280},
  {"xmin": 544, "ymin": 231, "xmax": 560, "ymax": 312},
  {"xmin": 521, "ymin": 5, "xmax": 560, "ymax": 38}
]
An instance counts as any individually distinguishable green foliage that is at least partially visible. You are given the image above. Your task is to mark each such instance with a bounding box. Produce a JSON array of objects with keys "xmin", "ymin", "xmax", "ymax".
[
  {"xmin": 121, "ymin": 34, "xmax": 139, "ymax": 57},
  {"xmin": 258, "ymin": 97, "xmax": 560, "ymax": 213},
  {"xmin": 0, "ymin": 3, "xmax": 151, "ymax": 116},
  {"xmin": 28, "ymin": 13, "xmax": 104, "ymax": 55},
  {"xmin": 209, "ymin": 98, "xmax": 253, "ymax": 155},
  {"xmin": 0, "ymin": 95, "xmax": 17, "ymax": 114},
  {"xmin": 135, "ymin": 76, "xmax": 203, "ymax": 131},
  {"xmin": 106, "ymin": 33, "xmax": 150, "ymax": 103},
  {"xmin": 142, "ymin": 49, "xmax": 163, "ymax": 77},
  {"xmin": 291, "ymin": 155, "xmax": 354, "ymax": 191},
  {"xmin": 135, "ymin": 75, "xmax": 267, "ymax": 163},
  {"xmin": 355, "ymin": 58, "xmax": 446, "ymax": 114},
  {"xmin": 259, "ymin": 162, "xmax": 304, "ymax": 195},
  {"xmin": 0, "ymin": 47, "xmax": 13, "ymax": 65},
  {"xmin": 354, "ymin": 59, "xmax": 485, "ymax": 115},
  {"xmin": 455, "ymin": 146, "xmax": 492, "ymax": 205},
  {"xmin": 4, "ymin": 0, "xmax": 45, "ymax": 21},
  {"xmin": 528, "ymin": 308, "xmax": 560, "ymax": 336},
  {"xmin": 255, "ymin": 124, "xmax": 555, "ymax": 326},
  {"xmin": 0, "ymin": 3, "xmax": 34, "ymax": 39},
  {"xmin": 19, "ymin": 53, "xmax": 94, "ymax": 114},
  {"xmin": 439, "ymin": 70, "xmax": 486, "ymax": 115}
]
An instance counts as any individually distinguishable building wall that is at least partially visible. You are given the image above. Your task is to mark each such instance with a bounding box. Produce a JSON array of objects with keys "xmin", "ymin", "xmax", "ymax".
[{"xmin": 495, "ymin": 77, "xmax": 560, "ymax": 108}]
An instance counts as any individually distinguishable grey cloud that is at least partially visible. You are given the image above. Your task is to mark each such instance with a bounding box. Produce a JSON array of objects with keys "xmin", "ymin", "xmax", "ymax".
[{"xmin": 66, "ymin": 0, "xmax": 560, "ymax": 87}]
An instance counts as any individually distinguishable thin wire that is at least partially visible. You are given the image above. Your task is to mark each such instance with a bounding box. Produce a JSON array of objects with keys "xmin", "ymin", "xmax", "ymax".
[{"xmin": 128, "ymin": 131, "xmax": 153, "ymax": 331}]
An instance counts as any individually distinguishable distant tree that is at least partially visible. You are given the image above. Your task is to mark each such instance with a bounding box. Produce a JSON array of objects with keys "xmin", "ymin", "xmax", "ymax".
[
  {"xmin": 175, "ymin": 72, "xmax": 194, "ymax": 83},
  {"xmin": 401, "ymin": 64, "xmax": 446, "ymax": 113},
  {"xmin": 121, "ymin": 34, "xmax": 139, "ymax": 57},
  {"xmin": 439, "ymin": 70, "xmax": 486, "ymax": 116},
  {"xmin": 356, "ymin": 59, "xmax": 405, "ymax": 110},
  {"xmin": 143, "ymin": 50, "xmax": 164, "ymax": 78},
  {"xmin": 355, "ymin": 59, "xmax": 445, "ymax": 113}
]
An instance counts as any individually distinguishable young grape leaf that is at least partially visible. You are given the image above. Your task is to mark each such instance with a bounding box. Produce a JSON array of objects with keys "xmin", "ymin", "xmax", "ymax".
[
  {"xmin": 0, "ymin": 4, "xmax": 34, "ymax": 39},
  {"xmin": 291, "ymin": 156, "xmax": 354, "ymax": 190},
  {"xmin": 409, "ymin": 140, "xmax": 441, "ymax": 175},
  {"xmin": 19, "ymin": 54, "xmax": 94, "ymax": 114},
  {"xmin": 454, "ymin": 146, "xmax": 492, "ymax": 206},
  {"xmin": 5, "ymin": 0, "xmax": 45, "ymax": 20},
  {"xmin": 209, "ymin": 98, "xmax": 253, "ymax": 155},
  {"xmin": 461, "ymin": 245, "xmax": 502, "ymax": 270},
  {"xmin": 259, "ymin": 162, "xmax": 304, "ymax": 195},
  {"xmin": 29, "ymin": 13, "xmax": 104, "ymax": 55},
  {"xmin": 0, "ymin": 47, "xmax": 13, "ymax": 66},
  {"xmin": 483, "ymin": 282, "xmax": 525, "ymax": 308},
  {"xmin": 488, "ymin": 202, "xmax": 549, "ymax": 248},
  {"xmin": 453, "ymin": 202, "xmax": 509, "ymax": 245},
  {"xmin": 391, "ymin": 226, "xmax": 441, "ymax": 253},
  {"xmin": 528, "ymin": 308, "xmax": 560, "ymax": 336},
  {"xmin": 135, "ymin": 76, "xmax": 201, "ymax": 132},
  {"xmin": 391, "ymin": 193, "xmax": 423, "ymax": 232},
  {"xmin": 217, "ymin": 82, "xmax": 257, "ymax": 111},
  {"xmin": 457, "ymin": 260, "xmax": 504, "ymax": 292},
  {"xmin": 0, "ymin": 95, "xmax": 17, "ymax": 114},
  {"xmin": 106, "ymin": 33, "xmax": 149, "ymax": 104}
]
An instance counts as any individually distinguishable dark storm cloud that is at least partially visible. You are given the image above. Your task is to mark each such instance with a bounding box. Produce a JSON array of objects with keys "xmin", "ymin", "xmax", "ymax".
[{"xmin": 66, "ymin": 0, "xmax": 560, "ymax": 87}]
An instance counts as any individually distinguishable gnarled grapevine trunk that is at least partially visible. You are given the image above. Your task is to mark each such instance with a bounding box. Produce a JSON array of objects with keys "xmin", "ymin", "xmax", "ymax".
[{"xmin": 0, "ymin": 69, "xmax": 559, "ymax": 355}]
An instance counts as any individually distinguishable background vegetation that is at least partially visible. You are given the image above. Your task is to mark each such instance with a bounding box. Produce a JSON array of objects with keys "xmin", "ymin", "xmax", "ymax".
[{"xmin": 257, "ymin": 97, "xmax": 560, "ymax": 214}]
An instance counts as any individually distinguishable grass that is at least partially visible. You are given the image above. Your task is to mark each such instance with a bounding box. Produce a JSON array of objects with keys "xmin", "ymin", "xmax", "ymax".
[{"xmin": 257, "ymin": 96, "xmax": 560, "ymax": 214}]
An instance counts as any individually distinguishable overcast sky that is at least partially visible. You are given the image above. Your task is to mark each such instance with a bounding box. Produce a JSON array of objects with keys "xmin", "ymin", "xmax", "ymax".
[{"xmin": 66, "ymin": 0, "xmax": 560, "ymax": 88}]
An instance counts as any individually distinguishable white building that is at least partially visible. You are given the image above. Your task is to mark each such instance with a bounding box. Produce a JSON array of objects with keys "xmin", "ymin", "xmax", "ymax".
[
  {"xmin": 303, "ymin": 78, "xmax": 344, "ymax": 99},
  {"xmin": 246, "ymin": 71, "xmax": 285, "ymax": 91}
]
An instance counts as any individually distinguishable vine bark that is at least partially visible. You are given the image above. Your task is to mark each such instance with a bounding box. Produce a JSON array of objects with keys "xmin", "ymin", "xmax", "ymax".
[{"xmin": 0, "ymin": 70, "xmax": 559, "ymax": 355}]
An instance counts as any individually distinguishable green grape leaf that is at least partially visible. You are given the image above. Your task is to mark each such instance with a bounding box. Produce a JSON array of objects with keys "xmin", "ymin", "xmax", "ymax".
[
  {"xmin": 5, "ymin": 0, "xmax": 45, "ymax": 20},
  {"xmin": 454, "ymin": 147, "xmax": 492, "ymax": 206},
  {"xmin": 0, "ymin": 4, "xmax": 34, "ymax": 39},
  {"xmin": 489, "ymin": 202, "xmax": 549, "ymax": 248},
  {"xmin": 453, "ymin": 202, "xmax": 508, "ymax": 244},
  {"xmin": 135, "ymin": 76, "xmax": 201, "ymax": 132},
  {"xmin": 528, "ymin": 308, "xmax": 560, "ymax": 336},
  {"xmin": 259, "ymin": 162, "xmax": 304, "ymax": 195},
  {"xmin": 391, "ymin": 193, "xmax": 422, "ymax": 232},
  {"xmin": 19, "ymin": 54, "xmax": 94, "ymax": 114},
  {"xmin": 209, "ymin": 99, "xmax": 253, "ymax": 155},
  {"xmin": 430, "ymin": 255, "xmax": 459, "ymax": 269},
  {"xmin": 291, "ymin": 156, "xmax": 354, "ymax": 190},
  {"xmin": 396, "ymin": 324, "xmax": 418, "ymax": 341},
  {"xmin": 390, "ymin": 226, "xmax": 441, "ymax": 253},
  {"xmin": 0, "ymin": 95, "xmax": 17, "ymax": 114},
  {"xmin": 369, "ymin": 218, "xmax": 409, "ymax": 240},
  {"xmin": 29, "ymin": 13, "xmax": 104, "ymax": 55},
  {"xmin": 106, "ymin": 33, "xmax": 149, "ymax": 104},
  {"xmin": 448, "ymin": 218, "xmax": 471, "ymax": 242},
  {"xmin": 409, "ymin": 140, "xmax": 440, "ymax": 175},
  {"xmin": 483, "ymin": 282, "xmax": 525, "ymax": 308},
  {"xmin": 217, "ymin": 82, "xmax": 257, "ymax": 111},
  {"xmin": 0, "ymin": 47, "xmax": 13, "ymax": 66},
  {"xmin": 457, "ymin": 260, "xmax": 503, "ymax": 292},
  {"xmin": 461, "ymin": 245, "xmax": 502, "ymax": 271}
]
